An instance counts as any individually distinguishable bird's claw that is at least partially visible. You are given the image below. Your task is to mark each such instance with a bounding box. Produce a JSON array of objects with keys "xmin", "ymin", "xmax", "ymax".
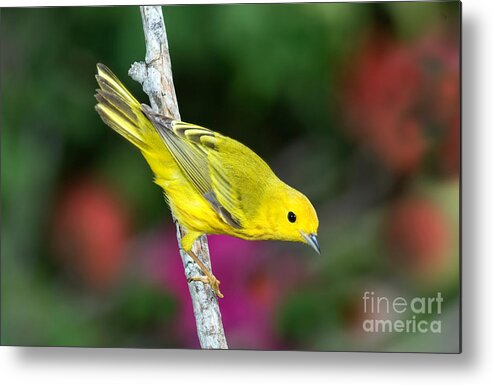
[{"xmin": 188, "ymin": 274, "xmax": 224, "ymax": 298}]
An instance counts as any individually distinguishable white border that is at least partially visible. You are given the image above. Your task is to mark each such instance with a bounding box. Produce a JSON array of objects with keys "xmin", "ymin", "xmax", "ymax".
[{"xmin": 2, "ymin": 0, "xmax": 492, "ymax": 383}]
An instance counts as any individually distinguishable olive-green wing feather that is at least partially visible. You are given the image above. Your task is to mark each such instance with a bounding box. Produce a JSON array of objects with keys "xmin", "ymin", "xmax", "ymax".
[{"xmin": 142, "ymin": 106, "xmax": 244, "ymax": 228}]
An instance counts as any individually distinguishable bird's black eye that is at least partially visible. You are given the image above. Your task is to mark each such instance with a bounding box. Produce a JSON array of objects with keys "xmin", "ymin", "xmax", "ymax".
[{"xmin": 288, "ymin": 211, "xmax": 296, "ymax": 223}]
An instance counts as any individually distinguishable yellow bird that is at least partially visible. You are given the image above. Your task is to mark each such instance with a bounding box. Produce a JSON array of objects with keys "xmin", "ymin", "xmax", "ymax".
[{"xmin": 95, "ymin": 63, "xmax": 319, "ymax": 298}]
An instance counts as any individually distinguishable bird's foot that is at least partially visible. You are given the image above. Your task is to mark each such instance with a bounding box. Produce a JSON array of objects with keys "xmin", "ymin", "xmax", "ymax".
[{"xmin": 188, "ymin": 274, "xmax": 224, "ymax": 298}]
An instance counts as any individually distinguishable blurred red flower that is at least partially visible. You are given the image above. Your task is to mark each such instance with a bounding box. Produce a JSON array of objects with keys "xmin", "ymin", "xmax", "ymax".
[
  {"xmin": 142, "ymin": 229, "xmax": 305, "ymax": 349},
  {"xmin": 415, "ymin": 32, "xmax": 460, "ymax": 177},
  {"xmin": 385, "ymin": 196, "xmax": 451, "ymax": 278},
  {"xmin": 52, "ymin": 178, "xmax": 130, "ymax": 289},
  {"xmin": 342, "ymin": 29, "xmax": 459, "ymax": 177}
]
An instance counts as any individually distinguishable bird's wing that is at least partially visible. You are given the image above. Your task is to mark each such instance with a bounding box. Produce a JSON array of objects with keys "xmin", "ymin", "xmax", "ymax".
[{"xmin": 142, "ymin": 106, "xmax": 244, "ymax": 229}]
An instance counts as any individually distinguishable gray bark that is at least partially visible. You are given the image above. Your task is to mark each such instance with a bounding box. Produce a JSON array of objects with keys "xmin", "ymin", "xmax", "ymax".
[{"xmin": 128, "ymin": 5, "xmax": 228, "ymax": 349}]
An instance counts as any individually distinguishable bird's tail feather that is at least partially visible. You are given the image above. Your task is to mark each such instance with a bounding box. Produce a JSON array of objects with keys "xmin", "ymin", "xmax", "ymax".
[{"xmin": 95, "ymin": 63, "xmax": 152, "ymax": 150}]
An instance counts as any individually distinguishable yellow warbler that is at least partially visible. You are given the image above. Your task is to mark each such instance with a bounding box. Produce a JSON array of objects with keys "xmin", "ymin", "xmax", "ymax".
[{"xmin": 95, "ymin": 63, "xmax": 319, "ymax": 297}]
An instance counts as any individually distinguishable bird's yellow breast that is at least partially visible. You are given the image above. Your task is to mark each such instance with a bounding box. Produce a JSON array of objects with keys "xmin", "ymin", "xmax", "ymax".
[{"xmin": 141, "ymin": 145, "xmax": 231, "ymax": 236}]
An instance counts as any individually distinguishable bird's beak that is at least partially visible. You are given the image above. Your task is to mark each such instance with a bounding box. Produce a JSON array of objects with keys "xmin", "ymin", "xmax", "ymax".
[{"xmin": 301, "ymin": 232, "xmax": 320, "ymax": 254}]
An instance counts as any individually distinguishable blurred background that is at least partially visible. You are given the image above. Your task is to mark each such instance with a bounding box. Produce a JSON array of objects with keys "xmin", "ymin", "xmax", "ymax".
[{"xmin": 1, "ymin": 2, "xmax": 460, "ymax": 351}]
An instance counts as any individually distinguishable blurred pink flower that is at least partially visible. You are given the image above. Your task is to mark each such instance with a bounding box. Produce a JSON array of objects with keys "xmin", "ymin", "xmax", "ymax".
[{"xmin": 141, "ymin": 228, "xmax": 305, "ymax": 349}]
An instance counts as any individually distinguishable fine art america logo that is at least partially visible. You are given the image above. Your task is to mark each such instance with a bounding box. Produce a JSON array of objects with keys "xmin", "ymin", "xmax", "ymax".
[{"xmin": 362, "ymin": 291, "xmax": 443, "ymax": 334}]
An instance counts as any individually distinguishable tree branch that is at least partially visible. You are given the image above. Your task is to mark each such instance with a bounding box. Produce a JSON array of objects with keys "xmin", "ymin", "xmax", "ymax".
[{"xmin": 129, "ymin": 5, "xmax": 228, "ymax": 349}]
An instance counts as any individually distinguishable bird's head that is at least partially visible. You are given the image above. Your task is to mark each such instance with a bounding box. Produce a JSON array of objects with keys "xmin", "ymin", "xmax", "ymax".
[{"xmin": 266, "ymin": 184, "xmax": 320, "ymax": 254}]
